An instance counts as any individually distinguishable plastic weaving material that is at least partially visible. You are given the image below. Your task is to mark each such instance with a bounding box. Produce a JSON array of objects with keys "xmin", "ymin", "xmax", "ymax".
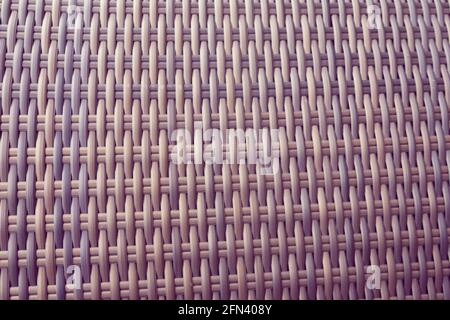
[{"xmin": 0, "ymin": 0, "xmax": 450, "ymax": 300}]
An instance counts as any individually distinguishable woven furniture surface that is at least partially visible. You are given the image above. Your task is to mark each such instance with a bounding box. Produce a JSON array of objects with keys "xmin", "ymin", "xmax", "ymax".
[{"xmin": 1, "ymin": 0, "xmax": 450, "ymax": 300}]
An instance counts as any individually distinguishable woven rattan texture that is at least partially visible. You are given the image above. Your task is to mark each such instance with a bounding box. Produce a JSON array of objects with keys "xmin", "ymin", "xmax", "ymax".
[{"xmin": 1, "ymin": 0, "xmax": 450, "ymax": 300}]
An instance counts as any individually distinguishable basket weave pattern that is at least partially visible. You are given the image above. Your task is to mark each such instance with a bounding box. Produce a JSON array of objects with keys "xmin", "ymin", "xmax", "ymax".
[{"xmin": 1, "ymin": 0, "xmax": 450, "ymax": 300}]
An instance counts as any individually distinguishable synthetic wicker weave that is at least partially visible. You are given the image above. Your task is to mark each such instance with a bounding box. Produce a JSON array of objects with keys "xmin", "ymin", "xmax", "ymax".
[{"xmin": 0, "ymin": 0, "xmax": 450, "ymax": 300}]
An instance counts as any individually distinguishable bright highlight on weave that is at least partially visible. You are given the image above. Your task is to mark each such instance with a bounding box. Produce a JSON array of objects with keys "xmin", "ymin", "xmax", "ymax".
[{"xmin": 0, "ymin": 0, "xmax": 450, "ymax": 300}]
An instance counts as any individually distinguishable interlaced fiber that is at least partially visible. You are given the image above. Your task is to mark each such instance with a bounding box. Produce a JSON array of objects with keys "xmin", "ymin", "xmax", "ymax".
[{"xmin": 1, "ymin": 0, "xmax": 450, "ymax": 300}]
